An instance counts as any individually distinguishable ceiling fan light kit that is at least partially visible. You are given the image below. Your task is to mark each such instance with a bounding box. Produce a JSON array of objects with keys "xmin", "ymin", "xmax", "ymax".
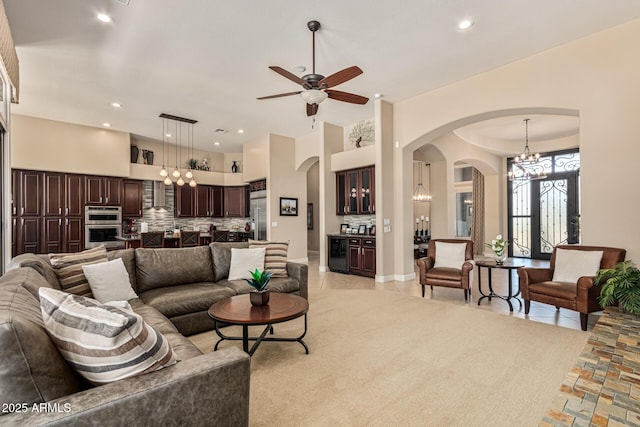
[{"xmin": 257, "ymin": 20, "xmax": 369, "ymax": 117}]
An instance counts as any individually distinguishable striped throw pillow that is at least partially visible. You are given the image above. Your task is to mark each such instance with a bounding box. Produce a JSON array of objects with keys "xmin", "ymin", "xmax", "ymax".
[
  {"xmin": 49, "ymin": 246, "xmax": 108, "ymax": 297},
  {"xmin": 39, "ymin": 288, "xmax": 177, "ymax": 385},
  {"xmin": 249, "ymin": 240, "xmax": 289, "ymax": 277}
]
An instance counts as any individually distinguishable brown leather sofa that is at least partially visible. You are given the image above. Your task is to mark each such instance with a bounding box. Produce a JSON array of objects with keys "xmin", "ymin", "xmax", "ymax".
[
  {"xmin": 517, "ymin": 245, "xmax": 626, "ymax": 331},
  {"xmin": 416, "ymin": 239, "xmax": 474, "ymax": 301},
  {"xmin": 1, "ymin": 243, "xmax": 308, "ymax": 424}
]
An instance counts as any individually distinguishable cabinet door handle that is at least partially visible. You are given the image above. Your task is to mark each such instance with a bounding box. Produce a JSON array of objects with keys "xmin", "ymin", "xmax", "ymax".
[
  {"xmin": 66, "ymin": 218, "xmax": 69, "ymax": 225},
  {"xmin": 59, "ymin": 208, "xmax": 61, "ymax": 215},
  {"xmin": 100, "ymin": 196, "xmax": 103, "ymax": 203},
  {"xmin": 21, "ymin": 207, "xmax": 24, "ymax": 215},
  {"xmin": 138, "ymin": 210, "xmax": 141, "ymax": 216},
  {"xmin": 58, "ymin": 218, "xmax": 61, "ymax": 226},
  {"xmin": 65, "ymin": 207, "xmax": 69, "ymax": 215},
  {"xmin": 105, "ymin": 197, "xmax": 109, "ymax": 204}
]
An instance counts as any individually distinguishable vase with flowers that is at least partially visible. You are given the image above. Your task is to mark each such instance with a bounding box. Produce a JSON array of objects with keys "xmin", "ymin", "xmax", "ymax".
[{"xmin": 486, "ymin": 235, "xmax": 509, "ymax": 264}]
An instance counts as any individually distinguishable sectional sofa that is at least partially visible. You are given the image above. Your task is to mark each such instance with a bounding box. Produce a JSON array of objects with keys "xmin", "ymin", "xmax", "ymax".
[{"xmin": 0, "ymin": 242, "xmax": 308, "ymax": 425}]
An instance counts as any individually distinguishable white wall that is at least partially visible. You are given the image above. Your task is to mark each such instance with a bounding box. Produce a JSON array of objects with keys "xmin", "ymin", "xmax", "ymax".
[
  {"xmin": 242, "ymin": 135, "xmax": 268, "ymax": 182},
  {"xmin": 11, "ymin": 115, "xmax": 130, "ymax": 176},
  {"xmin": 307, "ymin": 161, "xmax": 320, "ymax": 251},
  {"xmin": 393, "ymin": 18, "xmax": 640, "ymax": 276}
]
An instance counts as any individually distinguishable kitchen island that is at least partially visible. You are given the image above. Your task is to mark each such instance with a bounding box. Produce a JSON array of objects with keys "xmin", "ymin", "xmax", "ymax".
[{"xmin": 117, "ymin": 230, "xmax": 253, "ymax": 249}]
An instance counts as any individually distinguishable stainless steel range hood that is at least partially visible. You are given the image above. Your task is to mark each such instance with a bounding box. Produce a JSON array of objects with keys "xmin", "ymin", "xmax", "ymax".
[{"xmin": 152, "ymin": 181, "xmax": 166, "ymax": 207}]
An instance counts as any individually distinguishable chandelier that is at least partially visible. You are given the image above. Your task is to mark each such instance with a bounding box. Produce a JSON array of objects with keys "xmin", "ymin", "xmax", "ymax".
[
  {"xmin": 508, "ymin": 118, "xmax": 546, "ymax": 181},
  {"xmin": 413, "ymin": 161, "xmax": 432, "ymax": 202},
  {"xmin": 158, "ymin": 113, "xmax": 198, "ymax": 187}
]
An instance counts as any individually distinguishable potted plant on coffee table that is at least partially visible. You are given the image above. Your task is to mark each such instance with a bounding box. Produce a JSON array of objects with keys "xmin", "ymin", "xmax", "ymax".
[
  {"xmin": 595, "ymin": 260, "xmax": 640, "ymax": 314},
  {"xmin": 245, "ymin": 269, "xmax": 272, "ymax": 306}
]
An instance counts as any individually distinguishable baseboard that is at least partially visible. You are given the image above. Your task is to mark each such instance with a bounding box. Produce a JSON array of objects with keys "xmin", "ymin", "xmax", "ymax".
[
  {"xmin": 375, "ymin": 274, "xmax": 395, "ymax": 283},
  {"xmin": 319, "ymin": 266, "xmax": 328, "ymax": 272}
]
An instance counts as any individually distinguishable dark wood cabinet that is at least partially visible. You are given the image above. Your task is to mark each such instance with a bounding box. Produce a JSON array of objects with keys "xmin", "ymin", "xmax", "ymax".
[
  {"xmin": 336, "ymin": 166, "xmax": 375, "ymax": 215},
  {"xmin": 19, "ymin": 217, "xmax": 41, "ymax": 255},
  {"xmin": 348, "ymin": 237, "xmax": 376, "ymax": 278},
  {"xmin": 195, "ymin": 185, "xmax": 210, "ymax": 217},
  {"xmin": 85, "ymin": 176, "xmax": 122, "ymax": 205},
  {"xmin": 65, "ymin": 174, "xmax": 84, "ymax": 217},
  {"xmin": 65, "ymin": 217, "xmax": 84, "ymax": 253},
  {"xmin": 211, "ymin": 186, "xmax": 224, "ymax": 218},
  {"xmin": 43, "ymin": 217, "xmax": 64, "ymax": 253},
  {"xmin": 174, "ymin": 184, "xmax": 195, "ymax": 217},
  {"xmin": 43, "ymin": 173, "xmax": 64, "ymax": 216},
  {"xmin": 224, "ymin": 186, "xmax": 247, "ymax": 217},
  {"xmin": 19, "ymin": 170, "xmax": 43, "ymax": 217},
  {"xmin": 123, "ymin": 180, "xmax": 143, "ymax": 217}
]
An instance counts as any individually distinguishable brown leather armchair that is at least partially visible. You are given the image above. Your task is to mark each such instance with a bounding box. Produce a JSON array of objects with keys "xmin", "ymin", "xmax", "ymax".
[
  {"xmin": 416, "ymin": 239, "xmax": 474, "ymax": 301},
  {"xmin": 518, "ymin": 245, "xmax": 626, "ymax": 331}
]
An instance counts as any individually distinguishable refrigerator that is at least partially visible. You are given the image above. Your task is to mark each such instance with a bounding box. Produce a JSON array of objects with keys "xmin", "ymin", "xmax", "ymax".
[{"xmin": 250, "ymin": 191, "xmax": 267, "ymax": 241}]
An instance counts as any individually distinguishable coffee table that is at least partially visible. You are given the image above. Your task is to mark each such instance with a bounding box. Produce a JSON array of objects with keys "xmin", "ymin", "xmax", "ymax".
[
  {"xmin": 476, "ymin": 259, "xmax": 524, "ymax": 312},
  {"xmin": 208, "ymin": 293, "xmax": 309, "ymax": 356}
]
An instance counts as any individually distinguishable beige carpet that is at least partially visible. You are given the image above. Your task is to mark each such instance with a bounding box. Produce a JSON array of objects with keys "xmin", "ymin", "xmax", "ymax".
[{"xmin": 190, "ymin": 289, "xmax": 588, "ymax": 427}]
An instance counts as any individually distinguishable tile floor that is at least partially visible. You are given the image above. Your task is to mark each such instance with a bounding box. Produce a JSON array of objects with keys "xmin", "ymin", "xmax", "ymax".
[{"xmin": 308, "ymin": 251, "xmax": 601, "ymax": 332}]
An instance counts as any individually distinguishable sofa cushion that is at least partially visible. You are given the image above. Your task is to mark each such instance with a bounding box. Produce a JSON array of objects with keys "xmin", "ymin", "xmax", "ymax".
[
  {"xmin": 39, "ymin": 288, "xmax": 177, "ymax": 385},
  {"xmin": 135, "ymin": 247, "xmax": 215, "ymax": 293},
  {"xmin": 0, "ymin": 268, "xmax": 88, "ymax": 408},
  {"xmin": 49, "ymin": 246, "xmax": 108, "ymax": 297},
  {"xmin": 223, "ymin": 276, "xmax": 301, "ymax": 295},
  {"xmin": 210, "ymin": 242, "xmax": 250, "ymax": 282},
  {"xmin": 139, "ymin": 283, "xmax": 236, "ymax": 319},
  {"xmin": 552, "ymin": 248, "xmax": 604, "ymax": 283},
  {"xmin": 8, "ymin": 253, "xmax": 63, "ymax": 290},
  {"xmin": 228, "ymin": 247, "xmax": 266, "ymax": 280},
  {"xmin": 82, "ymin": 258, "xmax": 139, "ymax": 303},
  {"xmin": 248, "ymin": 240, "xmax": 289, "ymax": 277},
  {"xmin": 107, "ymin": 248, "xmax": 137, "ymax": 292}
]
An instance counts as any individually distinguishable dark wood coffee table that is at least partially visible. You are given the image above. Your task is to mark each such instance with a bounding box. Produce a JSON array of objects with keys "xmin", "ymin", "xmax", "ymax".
[
  {"xmin": 208, "ymin": 293, "xmax": 309, "ymax": 356},
  {"xmin": 476, "ymin": 259, "xmax": 524, "ymax": 312}
]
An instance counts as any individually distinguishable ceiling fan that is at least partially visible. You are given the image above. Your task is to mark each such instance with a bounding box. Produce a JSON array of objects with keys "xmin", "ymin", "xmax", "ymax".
[{"xmin": 257, "ymin": 20, "xmax": 369, "ymax": 117}]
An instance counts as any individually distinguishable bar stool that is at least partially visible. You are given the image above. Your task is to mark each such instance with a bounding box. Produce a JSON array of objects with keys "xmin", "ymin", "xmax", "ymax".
[
  {"xmin": 179, "ymin": 231, "xmax": 201, "ymax": 248},
  {"xmin": 140, "ymin": 231, "xmax": 165, "ymax": 248}
]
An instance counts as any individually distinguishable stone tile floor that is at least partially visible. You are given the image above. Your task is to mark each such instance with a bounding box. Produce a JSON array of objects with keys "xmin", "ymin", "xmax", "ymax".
[{"xmin": 308, "ymin": 251, "xmax": 601, "ymax": 332}]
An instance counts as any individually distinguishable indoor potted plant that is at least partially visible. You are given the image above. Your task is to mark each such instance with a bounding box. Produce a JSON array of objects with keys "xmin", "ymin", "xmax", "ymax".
[
  {"xmin": 595, "ymin": 260, "xmax": 640, "ymax": 314},
  {"xmin": 245, "ymin": 269, "xmax": 272, "ymax": 306}
]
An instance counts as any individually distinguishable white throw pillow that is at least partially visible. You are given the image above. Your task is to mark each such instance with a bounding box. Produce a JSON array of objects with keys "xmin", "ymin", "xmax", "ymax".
[
  {"xmin": 39, "ymin": 288, "xmax": 177, "ymax": 385},
  {"xmin": 433, "ymin": 242, "xmax": 467, "ymax": 269},
  {"xmin": 552, "ymin": 249, "xmax": 603, "ymax": 283},
  {"xmin": 82, "ymin": 258, "xmax": 138, "ymax": 303},
  {"xmin": 228, "ymin": 247, "xmax": 266, "ymax": 280}
]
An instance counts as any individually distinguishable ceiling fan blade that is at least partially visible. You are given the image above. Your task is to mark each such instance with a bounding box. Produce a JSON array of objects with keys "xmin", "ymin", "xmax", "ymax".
[
  {"xmin": 319, "ymin": 66, "xmax": 363, "ymax": 88},
  {"xmin": 269, "ymin": 66, "xmax": 307, "ymax": 87},
  {"xmin": 257, "ymin": 91, "xmax": 302, "ymax": 100},
  {"xmin": 326, "ymin": 90, "xmax": 369, "ymax": 105},
  {"xmin": 306, "ymin": 103, "xmax": 319, "ymax": 117}
]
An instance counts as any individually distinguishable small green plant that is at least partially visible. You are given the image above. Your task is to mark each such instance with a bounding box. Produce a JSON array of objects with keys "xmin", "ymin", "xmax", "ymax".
[
  {"xmin": 186, "ymin": 158, "xmax": 198, "ymax": 169},
  {"xmin": 244, "ymin": 269, "xmax": 272, "ymax": 292},
  {"xmin": 595, "ymin": 260, "xmax": 640, "ymax": 314}
]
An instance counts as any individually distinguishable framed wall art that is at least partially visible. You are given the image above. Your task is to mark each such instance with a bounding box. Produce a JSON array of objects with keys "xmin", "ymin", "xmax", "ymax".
[{"xmin": 280, "ymin": 197, "xmax": 298, "ymax": 216}]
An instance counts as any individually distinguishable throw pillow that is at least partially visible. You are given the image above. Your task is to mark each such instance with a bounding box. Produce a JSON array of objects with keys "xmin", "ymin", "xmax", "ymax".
[
  {"xmin": 433, "ymin": 242, "xmax": 467, "ymax": 269},
  {"xmin": 49, "ymin": 246, "xmax": 108, "ymax": 297},
  {"xmin": 228, "ymin": 247, "xmax": 266, "ymax": 280},
  {"xmin": 82, "ymin": 258, "xmax": 139, "ymax": 303},
  {"xmin": 552, "ymin": 249, "xmax": 604, "ymax": 283},
  {"xmin": 39, "ymin": 288, "xmax": 177, "ymax": 385},
  {"xmin": 249, "ymin": 240, "xmax": 289, "ymax": 277}
]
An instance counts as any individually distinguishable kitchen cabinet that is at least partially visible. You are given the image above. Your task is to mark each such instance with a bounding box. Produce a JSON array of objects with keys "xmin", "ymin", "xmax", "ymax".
[
  {"xmin": 123, "ymin": 180, "xmax": 144, "ymax": 217},
  {"xmin": 18, "ymin": 170, "xmax": 43, "ymax": 217},
  {"xmin": 348, "ymin": 237, "xmax": 376, "ymax": 278},
  {"xmin": 210, "ymin": 186, "xmax": 224, "ymax": 218},
  {"xmin": 65, "ymin": 174, "xmax": 84, "ymax": 217},
  {"xmin": 336, "ymin": 166, "xmax": 375, "ymax": 215},
  {"xmin": 65, "ymin": 217, "xmax": 84, "ymax": 253},
  {"xmin": 19, "ymin": 217, "xmax": 41, "ymax": 255},
  {"xmin": 43, "ymin": 217, "xmax": 64, "ymax": 253},
  {"xmin": 85, "ymin": 176, "xmax": 122, "ymax": 206},
  {"xmin": 43, "ymin": 173, "xmax": 65, "ymax": 217},
  {"xmin": 224, "ymin": 186, "xmax": 247, "ymax": 217},
  {"xmin": 195, "ymin": 185, "xmax": 210, "ymax": 217},
  {"xmin": 174, "ymin": 184, "xmax": 195, "ymax": 217}
]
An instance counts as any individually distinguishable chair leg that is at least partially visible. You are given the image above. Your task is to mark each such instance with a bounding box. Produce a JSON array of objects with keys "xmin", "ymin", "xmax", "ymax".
[
  {"xmin": 555, "ymin": 306, "xmax": 560, "ymax": 310},
  {"xmin": 464, "ymin": 289, "xmax": 469, "ymax": 302},
  {"xmin": 421, "ymin": 285, "xmax": 425, "ymax": 298},
  {"xmin": 580, "ymin": 313, "xmax": 588, "ymax": 331},
  {"xmin": 524, "ymin": 299, "xmax": 531, "ymax": 314},
  {"xmin": 430, "ymin": 285, "xmax": 433, "ymax": 290}
]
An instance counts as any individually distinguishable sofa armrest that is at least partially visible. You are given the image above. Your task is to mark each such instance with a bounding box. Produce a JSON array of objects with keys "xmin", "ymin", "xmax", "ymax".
[
  {"xmin": 1, "ymin": 347, "xmax": 250, "ymax": 427},
  {"xmin": 577, "ymin": 276, "xmax": 601, "ymax": 313},
  {"xmin": 518, "ymin": 267, "xmax": 553, "ymax": 300},
  {"xmin": 286, "ymin": 262, "xmax": 308, "ymax": 300},
  {"xmin": 415, "ymin": 257, "xmax": 434, "ymax": 283}
]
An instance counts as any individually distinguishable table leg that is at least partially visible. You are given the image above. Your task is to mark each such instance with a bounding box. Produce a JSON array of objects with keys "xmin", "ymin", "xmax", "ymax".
[{"xmin": 242, "ymin": 325, "xmax": 249, "ymax": 353}]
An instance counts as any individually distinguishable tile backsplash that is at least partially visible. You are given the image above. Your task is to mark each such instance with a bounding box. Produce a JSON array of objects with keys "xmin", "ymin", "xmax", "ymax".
[{"xmin": 133, "ymin": 181, "xmax": 250, "ymax": 232}]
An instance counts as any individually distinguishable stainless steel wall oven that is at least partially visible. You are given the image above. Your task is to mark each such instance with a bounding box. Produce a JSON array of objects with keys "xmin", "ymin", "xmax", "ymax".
[{"xmin": 84, "ymin": 206, "xmax": 123, "ymax": 249}]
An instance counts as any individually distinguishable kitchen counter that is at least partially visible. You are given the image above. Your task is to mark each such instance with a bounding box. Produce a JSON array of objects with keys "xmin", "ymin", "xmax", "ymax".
[
  {"xmin": 116, "ymin": 232, "xmax": 212, "ymax": 249},
  {"xmin": 327, "ymin": 233, "xmax": 376, "ymax": 238}
]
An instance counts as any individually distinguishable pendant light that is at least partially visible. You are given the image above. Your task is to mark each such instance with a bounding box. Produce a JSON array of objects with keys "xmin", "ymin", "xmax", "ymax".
[
  {"xmin": 159, "ymin": 113, "xmax": 198, "ymax": 186},
  {"xmin": 159, "ymin": 118, "xmax": 168, "ymax": 178},
  {"xmin": 508, "ymin": 118, "xmax": 546, "ymax": 181},
  {"xmin": 413, "ymin": 161, "xmax": 432, "ymax": 202}
]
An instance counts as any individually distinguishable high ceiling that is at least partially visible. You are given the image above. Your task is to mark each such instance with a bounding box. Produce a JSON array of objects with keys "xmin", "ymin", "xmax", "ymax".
[{"xmin": 5, "ymin": 1, "xmax": 640, "ymax": 153}]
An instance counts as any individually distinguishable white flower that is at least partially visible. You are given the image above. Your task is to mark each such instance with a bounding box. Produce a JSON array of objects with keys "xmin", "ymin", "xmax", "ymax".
[{"xmin": 496, "ymin": 235, "xmax": 502, "ymax": 240}]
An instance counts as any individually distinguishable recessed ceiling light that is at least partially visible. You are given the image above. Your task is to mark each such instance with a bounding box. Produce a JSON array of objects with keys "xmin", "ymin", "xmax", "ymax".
[
  {"xmin": 102, "ymin": 122, "xmax": 111, "ymax": 127},
  {"xmin": 237, "ymin": 129, "xmax": 245, "ymax": 134},
  {"xmin": 166, "ymin": 133, "xmax": 172, "ymax": 138},
  {"xmin": 97, "ymin": 13, "xmax": 113, "ymax": 23},
  {"xmin": 214, "ymin": 142, "xmax": 220, "ymax": 146},
  {"xmin": 458, "ymin": 19, "xmax": 474, "ymax": 30},
  {"xmin": 293, "ymin": 65, "xmax": 306, "ymax": 73},
  {"xmin": 373, "ymin": 93, "xmax": 383, "ymax": 99},
  {"xmin": 111, "ymin": 102, "xmax": 122, "ymax": 108}
]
